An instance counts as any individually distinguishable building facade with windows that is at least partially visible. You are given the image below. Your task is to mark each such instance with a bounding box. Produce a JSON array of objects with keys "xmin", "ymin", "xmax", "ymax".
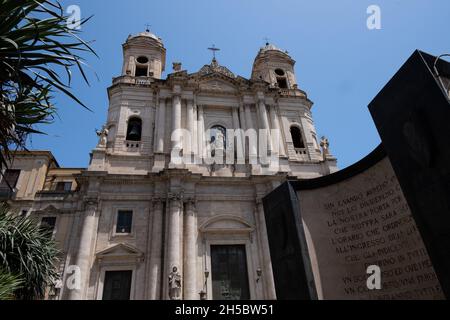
[{"xmin": 1, "ymin": 30, "xmax": 337, "ymax": 300}]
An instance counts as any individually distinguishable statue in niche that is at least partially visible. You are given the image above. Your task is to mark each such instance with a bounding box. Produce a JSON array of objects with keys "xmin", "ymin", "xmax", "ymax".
[
  {"xmin": 210, "ymin": 125, "xmax": 226, "ymax": 158},
  {"xmin": 168, "ymin": 266, "xmax": 182, "ymax": 300},
  {"xmin": 214, "ymin": 129, "xmax": 225, "ymax": 149},
  {"xmin": 96, "ymin": 125, "xmax": 109, "ymax": 148}
]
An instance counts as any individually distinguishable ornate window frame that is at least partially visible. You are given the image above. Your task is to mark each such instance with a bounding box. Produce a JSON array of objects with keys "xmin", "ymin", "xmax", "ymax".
[
  {"xmin": 94, "ymin": 243, "xmax": 143, "ymax": 300},
  {"xmin": 289, "ymin": 124, "xmax": 306, "ymax": 149},
  {"xmin": 109, "ymin": 206, "xmax": 136, "ymax": 241},
  {"xmin": 33, "ymin": 205, "xmax": 60, "ymax": 240}
]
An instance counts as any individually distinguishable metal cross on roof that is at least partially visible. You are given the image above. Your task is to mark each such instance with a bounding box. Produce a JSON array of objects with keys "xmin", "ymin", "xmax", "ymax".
[
  {"xmin": 263, "ymin": 37, "xmax": 270, "ymax": 45},
  {"xmin": 145, "ymin": 24, "xmax": 151, "ymax": 32},
  {"xmin": 208, "ymin": 44, "xmax": 220, "ymax": 60}
]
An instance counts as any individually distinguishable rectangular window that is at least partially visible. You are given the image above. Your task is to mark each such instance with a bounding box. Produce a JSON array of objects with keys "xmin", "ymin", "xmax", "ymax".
[
  {"xmin": 135, "ymin": 66, "xmax": 148, "ymax": 77},
  {"xmin": 116, "ymin": 210, "xmax": 133, "ymax": 234},
  {"xmin": 277, "ymin": 78, "xmax": 288, "ymax": 89},
  {"xmin": 41, "ymin": 217, "xmax": 57, "ymax": 234},
  {"xmin": 55, "ymin": 181, "xmax": 72, "ymax": 192},
  {"xmin": 0, "ymin": 169, "xmax": 21, "ymax": 189}
]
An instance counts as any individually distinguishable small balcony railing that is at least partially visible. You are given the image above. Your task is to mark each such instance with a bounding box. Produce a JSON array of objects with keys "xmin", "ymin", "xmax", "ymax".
[
  {"xmin": 35, "ymin": 190, "xmax": 75, "ymax": 199},
  {"xmin": 124, "ymin": 140, "xmax": 141, "ymax": 153},
  {"xmin": 112, "ymin": 75, "xmax": 153, "ymax": 86},
  {"xmin": 294, "ymin": 148, "xmax": 307, "ymax": 155},
  {"xmin": 293, "ymin": 148, "xmax": 310, "ymax": 162},
  {"xmin": 278, "ymin": 88, "xmax": 307, "ymax": 98}
]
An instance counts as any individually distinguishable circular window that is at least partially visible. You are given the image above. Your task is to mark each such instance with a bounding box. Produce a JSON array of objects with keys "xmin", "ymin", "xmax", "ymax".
[
  {"xmin": 136, "ymin": 56, "xmax": 149, "ymax": 64},
  {"xmin": 275, "ymin": 69, "xmax": 285, "ymax": 76}
]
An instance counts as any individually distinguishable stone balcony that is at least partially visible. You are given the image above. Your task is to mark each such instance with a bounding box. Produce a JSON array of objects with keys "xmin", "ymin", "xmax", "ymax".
[
  {"xmin": 295, "ymin": 148, "xmax": 307, "ymax": 155},
  {"xmin": 35, "ymin": 190, "xmax": 75, "ymax": 200},
  {"xmin": 278, "ymin": 88, "xmax": 307, "ymax": 98},
  {"xmin": 124, "ymin": 140, "xmax": 142, "ymax": 153},
  {"xmin": 112, "ymin": 75, "xmax": 153, "ymax": 87},
  {"xmin": 293, "ymin": 148, "xmax": 310, "ymax": 161}
]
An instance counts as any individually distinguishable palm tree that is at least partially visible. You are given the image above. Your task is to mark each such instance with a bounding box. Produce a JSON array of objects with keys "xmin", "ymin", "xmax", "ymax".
[
  {"xmin": 0, "ymin": 0, "xmax": 97, "ymax": 171},
  {"xmin": 0, "ymin": 203, "xmax": 60, "ymax": 300},
  {"xmin": 0, "ymin": 270, "xmax": 24, "ymax": 300}
]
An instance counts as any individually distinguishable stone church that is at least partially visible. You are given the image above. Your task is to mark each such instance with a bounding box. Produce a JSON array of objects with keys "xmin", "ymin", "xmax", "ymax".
[{"xmin": 1, "ymin": 29, "xmax": 337, "ymax": 300}]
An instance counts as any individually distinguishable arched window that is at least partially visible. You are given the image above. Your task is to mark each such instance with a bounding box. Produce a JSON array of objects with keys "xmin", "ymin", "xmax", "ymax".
[
  {"xmin": 135, "ymin": 56, "xmax": 149, "ymax": 77},
  {"xmin": 135, "ymin": 66, "xmax": 148, "ymax": 77},
  {"xmin": 210, "ymin": 125, "xmax": 227, "ymax": 150},
  {"xmin": 290, "ymin": 126, "xmax": 305, "ymax": 149},
  {"xmin": 126, "ymin": 117, "xmax": 142, "ymax": 141},
  {"xmin": 275, "ymin": 68, "xmax": 288, "ymax": 89}
]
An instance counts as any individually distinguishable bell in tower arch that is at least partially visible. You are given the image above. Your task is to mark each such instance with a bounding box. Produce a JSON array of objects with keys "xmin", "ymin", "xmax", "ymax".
[{"xmin": 126, "ymin": 117, "xmax": 142, "ymax": 141}]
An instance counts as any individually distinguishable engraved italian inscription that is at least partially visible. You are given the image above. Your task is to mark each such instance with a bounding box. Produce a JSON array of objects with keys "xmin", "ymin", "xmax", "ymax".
[{"xmin": 298, "ymin": 157, "xmax": 444, "ymax": 300}]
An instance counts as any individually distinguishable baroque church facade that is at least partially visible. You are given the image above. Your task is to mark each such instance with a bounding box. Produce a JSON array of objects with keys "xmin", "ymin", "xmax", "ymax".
[{"xmin": 1, "ymin": 29, "xmax": 337, "ymax": 300}]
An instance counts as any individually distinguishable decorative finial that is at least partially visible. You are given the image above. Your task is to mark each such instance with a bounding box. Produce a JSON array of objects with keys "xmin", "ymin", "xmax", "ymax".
[
  {"xmin": 145, "ymin": 23, "xmax": 151, "ymax": 32},
  {"xmin": 207, "ymin": 44, "xmax": 220, "ymax": 62},
  {"xmin": 263, "ymin": 36, "xmax": 270, "ymax": 46}
]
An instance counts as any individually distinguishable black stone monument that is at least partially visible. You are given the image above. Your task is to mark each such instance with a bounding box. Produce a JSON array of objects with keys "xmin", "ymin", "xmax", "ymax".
[{"xmin": 263, "ymin": 51, "xmax": 450, "ymax": 300}]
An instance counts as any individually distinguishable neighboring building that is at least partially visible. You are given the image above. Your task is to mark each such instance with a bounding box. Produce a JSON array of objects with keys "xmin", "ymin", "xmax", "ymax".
[{"xmin": 1, "ymin": 29, "xmax": 337, "ymax": 300}]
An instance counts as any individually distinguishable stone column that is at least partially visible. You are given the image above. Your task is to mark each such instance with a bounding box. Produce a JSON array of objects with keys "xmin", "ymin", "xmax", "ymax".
[
  {"xmin": 153, "ymin": 99, "xmax": 160, "ymax": 152},
  {"xmin": 239, "ymin": 104, "xmax": 247, "ymax": 131},
  {"xmin": 193, "ymin": 104, "xmax": 198, "ymax": 157},
  {"xmin": 232, "ymin": 107, "xmax": 245, "ymax": 161},
  {"xmin": 171, "ymin": 94, "xmax": 182, "ymax": 154},
  {"xmin": 269, "ymin": 105, "xmax": 286, "ymax": 156},
  {"xmin": 256, "ymin": 199, "xmax": 276, "ymax": 299},
  {"xmin": 183, "ymin": 200, "xmax": 198, "ymax": 300},
  {"xmin": 186, "ymin": 99, "xmax": 195, "ymax": 156},
  {"xmin": 148, "ymin": 199, "xmax": 164, "ymax": 300},
  {"xmin": 155, "ymin": 98, "xmax": 166, "ymax": 153},
  {"xmin": 125, "ymin": 56, "xmax": 135, "ymax": 76},
  {"xmin": 197, "ymin": 105, "xmax": 206, "ymax": 161},
  {"xmin": 244, "ymin": 104, "xmax": 254, "ymax": 129},
  {"xmin": 245, "ymin": 104, "xmax": 257, "ymax": 160},
  {"xmin": 67, "ymin": 201, "xmax": 99, "ymax": 300},
  {"xmin": 167, "ymin": 194, "xmax": 183, "ymax": 299},
  {"xmin": 238, "ymin": 104, "xmax": 248, "ymax": 159},
  {"xmin": 257, "ymin": 99, "xmax": 272, "ymax": 152}
]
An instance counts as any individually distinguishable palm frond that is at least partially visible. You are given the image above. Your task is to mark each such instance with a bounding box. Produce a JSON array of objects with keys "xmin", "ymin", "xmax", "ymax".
[
  {"xmin": 0, "ymin": 0, "xmax": 97, "ymax": 171},
  {"xmin": 0, "ymin": 203, "xmax": 60, "ymax": 300},
  {"xmin": 0, "ymin": 269, "xmax": 24, "ymax": 300}
]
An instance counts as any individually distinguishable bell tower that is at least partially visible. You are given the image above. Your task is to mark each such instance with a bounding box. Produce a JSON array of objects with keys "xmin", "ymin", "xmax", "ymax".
[
  {"xmin": 251, "ymin": 43, "xmax": 298, "ymax": 89},
  {"xmin": 88, "ymin": 29, "xmax": 168, "ymax": 172},
  {"xmin": 122, "ymin": 29, "xmax": 166, "ymax": 79}
]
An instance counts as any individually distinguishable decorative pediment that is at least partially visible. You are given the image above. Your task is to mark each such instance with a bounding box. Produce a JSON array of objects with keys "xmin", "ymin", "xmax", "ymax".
[
  {"xmin": 199, "ymin": 78, "xmax": 237, "ymax": 93},
  {"xmin": 96, "ymin": 243, "xmax": 143, "ymax": 262},
  {"xmin": 198, "ymin": 59, "xmax": 236, "ymax": 79},
  {"xmin": 199, "ymin": 215, "xmax": 254, "ymax": 234}
]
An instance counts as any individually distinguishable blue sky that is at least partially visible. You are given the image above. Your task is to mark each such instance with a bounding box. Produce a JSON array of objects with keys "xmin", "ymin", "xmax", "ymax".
[{"xmin": 28, "ymin": 0, "xmax": 450, "ymax": 169}]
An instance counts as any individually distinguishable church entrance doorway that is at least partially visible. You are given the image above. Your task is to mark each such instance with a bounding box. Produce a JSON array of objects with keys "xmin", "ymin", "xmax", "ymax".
[
  {"xmin": 102, "ymin": 270, "xmax": 132, "ymax": 300},
  {"xmin": 211, "ymin": 245, "xmax": 250, "ymax": 300}
]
